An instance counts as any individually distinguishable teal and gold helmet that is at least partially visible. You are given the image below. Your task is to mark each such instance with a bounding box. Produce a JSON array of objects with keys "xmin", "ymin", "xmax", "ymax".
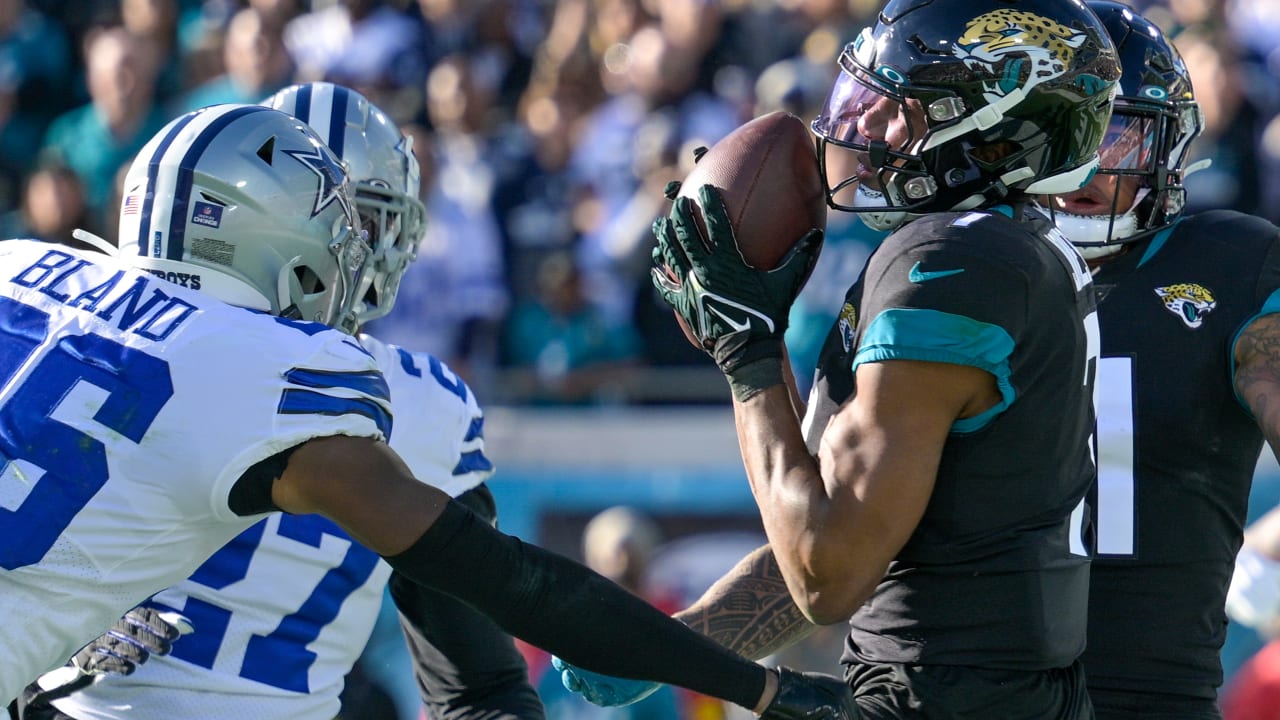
[{"xmin": 1047, "ymin": 0, "xmax": 1204, "ymax": 258}]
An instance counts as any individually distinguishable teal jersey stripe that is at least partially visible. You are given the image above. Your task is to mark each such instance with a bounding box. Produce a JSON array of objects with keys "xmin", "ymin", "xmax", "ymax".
[
  {"xmin": 1137, "ymin": 221, "xmax": 1181, "ymax": 267},
  {"xmin": 854, "ymin": 307, "xmax": 1017, "ymax": 432}
]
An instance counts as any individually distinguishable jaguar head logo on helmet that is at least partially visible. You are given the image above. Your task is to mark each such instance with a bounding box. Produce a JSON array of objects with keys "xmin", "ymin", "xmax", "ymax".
[{"xmin": 811, "ymin": 0, "xmax": 1121, "ymax": 230}]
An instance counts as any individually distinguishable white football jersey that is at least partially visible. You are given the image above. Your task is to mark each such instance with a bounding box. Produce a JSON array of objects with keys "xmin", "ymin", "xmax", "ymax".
[
  {"xmin": 53, "ymin": 335, "xmax": 493, "ymax": 719},
  {"xmin": 0, "ymin": 240, "xmax": 391, "ymax": 705}
]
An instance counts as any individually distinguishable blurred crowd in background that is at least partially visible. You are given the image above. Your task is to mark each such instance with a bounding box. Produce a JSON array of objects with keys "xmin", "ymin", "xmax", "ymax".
[
  {"xmin": 6, "ymin": 0, "xmax": 1277, "ymax": 408},
  {"xmin": 9, "ymin": 0, "xmax": 1280, "ymax": 717}
]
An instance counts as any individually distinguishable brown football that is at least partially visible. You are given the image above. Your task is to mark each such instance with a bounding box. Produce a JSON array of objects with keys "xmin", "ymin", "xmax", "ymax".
[{"xmin": 666, "ymin": 111, "xmax": 827, "ymax": 348}]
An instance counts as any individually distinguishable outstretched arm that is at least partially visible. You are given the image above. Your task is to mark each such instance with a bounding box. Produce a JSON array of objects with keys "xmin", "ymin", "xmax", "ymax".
[{"xmin": 270, "ymin": 435, "xmax": 781, "ymax": 713}]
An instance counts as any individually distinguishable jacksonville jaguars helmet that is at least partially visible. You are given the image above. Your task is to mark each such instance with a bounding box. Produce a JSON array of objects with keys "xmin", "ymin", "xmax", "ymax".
[
  {"xmin": 1046, "ymin": 0, "xmax": 1204, "ymax": 258},
  {"xmin": 263, "ymin": 83, "xmax": 426, "ymax": 325},
  {"xmin": 117, "ymin": 104, "xmax": 370, "ymax": 333},
  {"xmin": 811, "ymin": 0, "xmax": 1121, "ymax": 230}
]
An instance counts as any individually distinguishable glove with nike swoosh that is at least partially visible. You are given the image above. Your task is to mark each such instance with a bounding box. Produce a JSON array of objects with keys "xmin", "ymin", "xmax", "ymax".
[{"xmin": 651, "ymin": 185, "xmax": 823, "ymax": 400}]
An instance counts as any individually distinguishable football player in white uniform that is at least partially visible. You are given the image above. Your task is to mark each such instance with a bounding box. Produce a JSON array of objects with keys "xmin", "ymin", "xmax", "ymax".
[
  {"xmin": 0, "ymin": 103, "xmax": 857, "ymax": 720},
  {"xmin": 27, "ymin": 84, "xmax": 543, "ymax": 720}
]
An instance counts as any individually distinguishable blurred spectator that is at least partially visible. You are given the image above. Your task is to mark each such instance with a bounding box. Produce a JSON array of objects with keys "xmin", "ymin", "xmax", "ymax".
[
  {"xmin": 121, "ymin": 0, "xmax": 185, "ymax": 101},
  {"xmin": 1177, "ymin": 28, "xmax": 1270, "ymax": 218},
  {"xmin": 248, "ymin": 0, "xmax": 304, "ymax": 27},
  {"xmin": 172, "ymin": 7, "xmax": 293, "ymax": 112},
  {"xmin": 285, "ymin": 0, "xmax": 425, "ymax": 101},
  {"xmin": 39, "ymin": 26, "xmax": 168, "ymax": 235},
  {"xmin": 0, "ymin": 163, "xmax": 87, "ymax": 246},
  {"xmin": 504, "ymin": 250, "xmax": 639, "ymax": 405},
  {"xmin": 0, "ymin": 0, "xmax": 72, "ymax": 210},
  {"xmin": 491, "ymin": 84, "xmax": 591, "ymax": 311},
  {"xmin": 534, "ymin": 507, "xmax": 680, "ymax": 719},
  {"xmin": 572, "ymin": 23, "xmax": 740, "ymax": 327}
]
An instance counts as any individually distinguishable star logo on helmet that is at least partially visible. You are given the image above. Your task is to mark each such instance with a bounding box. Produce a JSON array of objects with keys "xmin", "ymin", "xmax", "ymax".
[{"xmin": 284, "ymin": 145, "xmax": 355, "ymax": 219}]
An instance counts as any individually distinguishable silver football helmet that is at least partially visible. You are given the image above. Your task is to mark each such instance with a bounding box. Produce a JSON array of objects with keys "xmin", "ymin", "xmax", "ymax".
[
  {"xmin": 263, "ymin": 83, "xmax": 426, "ymax": 325},
  {"xmin": 117, "ymin": 104, "xmax": 370, "ymax": 333}
]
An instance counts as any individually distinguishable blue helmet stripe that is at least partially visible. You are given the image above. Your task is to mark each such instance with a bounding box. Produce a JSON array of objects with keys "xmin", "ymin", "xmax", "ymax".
[
  {"xmin": 294, "ymin": 83, "xmax": 313, "ymax": 125},
  {"xmin": 165, "ymin": 105, "xmax": 274, "ymax": 261},
  {"xmin": 137, "ymin": 111, "xmax": 202, "ymax": 256},
  {"xmin": 327, "ymin": 85, "xmax": 348, "ymax": 158}
]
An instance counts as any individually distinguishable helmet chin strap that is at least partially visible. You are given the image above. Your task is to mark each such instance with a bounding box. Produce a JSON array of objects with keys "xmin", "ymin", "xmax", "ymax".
[{"xmin": 853, "ymin": 185, "xmax": 910, "ymax": 231}]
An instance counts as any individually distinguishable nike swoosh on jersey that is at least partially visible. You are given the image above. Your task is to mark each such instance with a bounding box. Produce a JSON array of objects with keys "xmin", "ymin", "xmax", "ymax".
[{"xmin": 908, "ymin": 262, "xmax": 966, "ymax": 283}]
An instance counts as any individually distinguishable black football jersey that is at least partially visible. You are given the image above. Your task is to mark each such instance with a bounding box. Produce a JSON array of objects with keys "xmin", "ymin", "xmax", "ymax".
[
  {"xmin": 803, "ymin": 205, "xmax": 1099, "ymax": 671},
  {"xmin": 1082, "ymin": 209, "xmax": 1280, "ymax": 702}
]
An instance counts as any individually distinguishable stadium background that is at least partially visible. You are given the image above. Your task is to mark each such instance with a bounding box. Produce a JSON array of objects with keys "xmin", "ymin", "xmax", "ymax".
[{"xmin": 3, "ymin": 0, "xmax": 1280, "ymax": 717}]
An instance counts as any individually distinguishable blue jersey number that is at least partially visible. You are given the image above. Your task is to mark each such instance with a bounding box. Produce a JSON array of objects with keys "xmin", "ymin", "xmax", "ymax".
[
  {"xmin": 152, "ymin": 514, "xmax": 381, "ymax": 693},
  {"xmin": 0, "ymin": 296, "xmax": 173, "ymax": 570}
]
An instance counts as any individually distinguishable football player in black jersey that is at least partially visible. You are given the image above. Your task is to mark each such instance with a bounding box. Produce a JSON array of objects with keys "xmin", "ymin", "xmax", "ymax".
[
  {"xmin": 554, "ymin": 0, "xmax": 1119, "ymax": 716},
  {"xmin": 1036, "ymin": 3, "xmax": 1280, "ymax": 718}
]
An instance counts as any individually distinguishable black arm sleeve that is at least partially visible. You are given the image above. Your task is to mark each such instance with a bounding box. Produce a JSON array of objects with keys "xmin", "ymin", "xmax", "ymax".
[
  {"xmin": 389, "ymin": 485, "xmax": 545, "ymax": 720},
  {"xmin": 385, "ymin": 500, "xmax": 767, "ymax": 711}
]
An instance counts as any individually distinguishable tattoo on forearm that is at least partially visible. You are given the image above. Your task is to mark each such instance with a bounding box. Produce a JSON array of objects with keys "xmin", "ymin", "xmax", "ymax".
[
  {"xmin": 679, "ymin": 548, "xmax": 819, "ymax": 660},
  {"xmin": 1236, "ymin": 317, "xmax": 1280, "ymax": 452}
]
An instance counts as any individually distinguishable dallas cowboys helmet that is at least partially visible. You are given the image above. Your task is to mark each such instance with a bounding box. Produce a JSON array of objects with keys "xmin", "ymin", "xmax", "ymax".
[
  {"xmin": 811, "ymin": 0, "xmax": 1121, "ymax": 230},
  {"xmin": 117, "ymin": 104, "xmax": 370, "ymax": 333},
  {"xmin": 263, "ymin": 83, "xmax": 426, "ymax": 325},
  {"xmin": 1048, "ymin": 0, "xmax": 1204, "ymax": 258}
]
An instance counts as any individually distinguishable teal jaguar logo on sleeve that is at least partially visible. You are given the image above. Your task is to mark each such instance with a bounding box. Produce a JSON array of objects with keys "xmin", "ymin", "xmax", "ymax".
[
  {"xmin": 838, "ymin": 302, "xmax": 858, "ymax": 353},
  {"xmin": 1155, "ymin": 283, "xmax": 1216, "ymax": 329}
]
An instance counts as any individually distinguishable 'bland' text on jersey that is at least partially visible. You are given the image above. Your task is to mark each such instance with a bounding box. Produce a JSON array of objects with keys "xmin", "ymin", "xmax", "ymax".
[{"xmin": 12, "ymin": 250, "xmax": 198, "ymax": 341}]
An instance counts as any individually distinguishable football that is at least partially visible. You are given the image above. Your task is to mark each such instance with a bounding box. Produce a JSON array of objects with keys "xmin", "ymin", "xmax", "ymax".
[{"xmin": 666, "ymin": 110, "xmax": 827, "ymax": 348}]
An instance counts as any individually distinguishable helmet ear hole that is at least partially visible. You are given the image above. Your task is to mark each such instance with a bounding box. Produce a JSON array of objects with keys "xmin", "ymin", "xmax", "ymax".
[{"xmin": 294, "ymin": 265, "xmax": 326, "ymax": 294}]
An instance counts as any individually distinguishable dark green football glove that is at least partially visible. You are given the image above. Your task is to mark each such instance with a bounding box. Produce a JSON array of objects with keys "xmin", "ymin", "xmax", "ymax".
[{"xmin": 650, "ymin": 184, "xmax": 822, "ymax": 400}]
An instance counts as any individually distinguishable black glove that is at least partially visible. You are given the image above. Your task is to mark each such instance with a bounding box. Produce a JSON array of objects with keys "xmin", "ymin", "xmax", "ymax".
[
  {"xmin": 758, "ymin": 667, "xmax": 859, "ymax": 720},
  {"xmin": 22, "ymin": 608, "xmax": 192, "ymax": 708}
]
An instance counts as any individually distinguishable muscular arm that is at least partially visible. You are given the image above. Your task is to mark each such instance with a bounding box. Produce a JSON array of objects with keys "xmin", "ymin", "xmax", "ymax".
[
  {"xmin": 1236, "ymin": 313, "xmax": 1280, "ymax": 463},
  {"xmin": 675, "ymin": 544, "xmax": 819, "ymax": 660},
  {"xmin": 269, "ymin": 435, "xmax": 774, "ymax": 712},
  {"xmin": 1225, "ymin": 314, "xmax": 1280, "ymax": 631},
  {"xmin": 734, "ymin": 358, "xmax": 999, "ymax": 624}
]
